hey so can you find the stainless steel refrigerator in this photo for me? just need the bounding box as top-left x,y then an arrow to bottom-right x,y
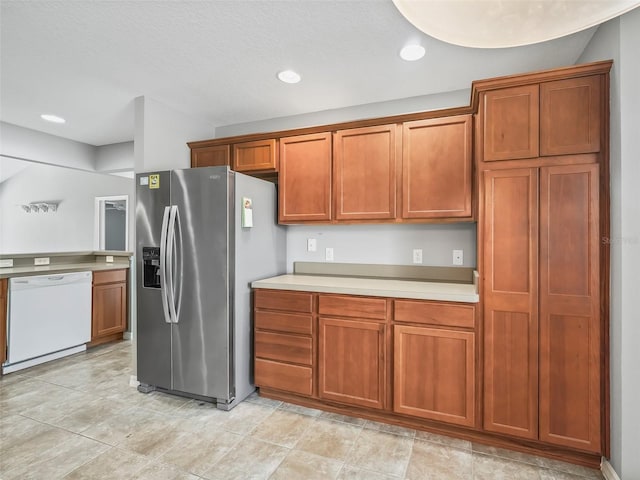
135,166 -> 285,410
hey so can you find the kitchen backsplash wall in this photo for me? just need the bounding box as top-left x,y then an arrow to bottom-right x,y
285,223 -> 476,272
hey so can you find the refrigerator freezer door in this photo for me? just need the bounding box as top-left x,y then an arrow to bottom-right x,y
136,171 -> 172,390
169,167 -> 233,400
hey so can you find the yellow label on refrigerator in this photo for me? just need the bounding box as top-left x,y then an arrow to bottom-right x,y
149,174 -> 160,189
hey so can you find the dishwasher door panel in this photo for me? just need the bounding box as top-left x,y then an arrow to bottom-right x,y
7,272 -> 92,365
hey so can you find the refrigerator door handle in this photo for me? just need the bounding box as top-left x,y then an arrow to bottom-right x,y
166,205 -> 179,323
160,205 -> 172,324
172,206 -> 183,323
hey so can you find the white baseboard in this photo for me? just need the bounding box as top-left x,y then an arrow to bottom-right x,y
602,458 -> 621,480
123,331 -> 133,340
129,375 -> 139,387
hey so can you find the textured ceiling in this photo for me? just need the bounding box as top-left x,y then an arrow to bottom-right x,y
1,1 -> 598,147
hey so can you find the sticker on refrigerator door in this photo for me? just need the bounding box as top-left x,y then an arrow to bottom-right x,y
149,174 -> 160,189
241,197 -> 253,228
139,176 -> 149,186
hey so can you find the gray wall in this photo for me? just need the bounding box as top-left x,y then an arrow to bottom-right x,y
578,9 -> 640,478
286,223 -> 476,272
0,163 -> 134,254
1,121 -> 97,170
96,141 -> 134,173
216,89 -> 470,138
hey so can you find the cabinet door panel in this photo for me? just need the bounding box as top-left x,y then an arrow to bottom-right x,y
255,311 -> 313,336
318,295 -> 387,321
483,85 -> 539,161
333,125 -> 397,220
540,76 -> 601,156
394,300 -> 475,329
482,168 -> 539,439
92,282 -> 127,338
233,139 -> 277,172
254,289 -> 313,313
539,164 -> 600,452
191,145 -> 231,168
255,358 -> 312,396
402,115 -> 472,218
255,331 -> 312,366
319,317 -> 385,409
279,133 -> 332,222
394,325 -> 475,426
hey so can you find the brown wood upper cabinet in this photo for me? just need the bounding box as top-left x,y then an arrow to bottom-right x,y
279,132 -> 332,223
91,269 -> 127,346
483,84 -> 540,161
540,76 -> 601,156
483,75 -> 602,162
233,138 -> 278,173
333,124 -> 398,220
402,115 -> 472,218
191,144 -> 231,168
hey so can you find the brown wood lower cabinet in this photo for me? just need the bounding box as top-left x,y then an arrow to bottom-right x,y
318,317 -> 386,409
253,288 -> 602,469
91,269 -> 127,346
394,325 -> 475,427
253,289 -> 314,397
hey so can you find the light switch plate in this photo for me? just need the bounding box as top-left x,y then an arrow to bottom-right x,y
34,257 -> 50,265
325,247 -> 334,262
106,255 -> 114,263
0,259 -> 13,268
453,250 -> 464,266
307,238 -> 317,252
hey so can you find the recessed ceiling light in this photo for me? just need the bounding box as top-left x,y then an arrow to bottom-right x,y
399,44 -> 426,61
277,70 -> 301,84
40,114 -> 66,124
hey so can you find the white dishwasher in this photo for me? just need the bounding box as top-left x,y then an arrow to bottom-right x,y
4,271 -> 92,373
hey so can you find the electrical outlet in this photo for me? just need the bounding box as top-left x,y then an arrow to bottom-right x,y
34,257 -> 50,266
307,238 -> 317,252
325,247 -> 334,262
0,259 -> 14,268
453,249 -> 464,266
106,255 -> 114,263
412,249 -> 423,264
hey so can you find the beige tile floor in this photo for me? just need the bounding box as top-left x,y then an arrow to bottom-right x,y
0,341 -> 604,480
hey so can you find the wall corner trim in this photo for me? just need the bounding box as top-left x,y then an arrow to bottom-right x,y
602,458 -> 621,480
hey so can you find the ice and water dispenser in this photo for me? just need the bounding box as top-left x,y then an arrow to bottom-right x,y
142,247 -> 161,288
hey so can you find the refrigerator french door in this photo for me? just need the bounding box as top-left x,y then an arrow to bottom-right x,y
136,166 -> 284,409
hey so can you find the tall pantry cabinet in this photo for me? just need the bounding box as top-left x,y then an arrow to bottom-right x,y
476,62 -> 610,455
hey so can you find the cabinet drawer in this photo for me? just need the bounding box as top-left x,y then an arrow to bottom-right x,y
93,269 -> 127,285
255,331 -> 312,365
255,358 -> 312,396
255,311 -> 312,335
394,300 -> 475,329
319,295 -> 387,320
254,289 -> 313,313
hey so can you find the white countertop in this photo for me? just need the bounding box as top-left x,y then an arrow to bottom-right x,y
252,274 -> 479,303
